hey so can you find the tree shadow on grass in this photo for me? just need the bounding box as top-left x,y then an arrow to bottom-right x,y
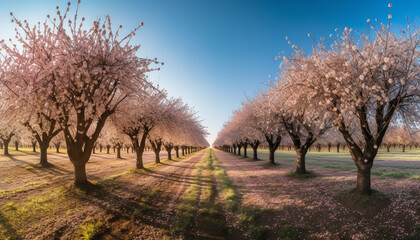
0,210 -> 21,240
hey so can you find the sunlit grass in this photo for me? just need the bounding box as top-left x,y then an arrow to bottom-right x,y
251,148 -> 420,180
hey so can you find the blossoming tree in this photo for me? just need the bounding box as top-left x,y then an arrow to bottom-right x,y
1,2 -> 157,186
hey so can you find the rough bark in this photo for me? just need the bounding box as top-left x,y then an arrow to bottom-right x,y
74,161 -> 88,187
39,143 -> 49,167
356,164 -> 372,195
296,148 -> 308,174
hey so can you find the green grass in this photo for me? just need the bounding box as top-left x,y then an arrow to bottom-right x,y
80,218 -> 104,240
253,149 -> 420,180
213,151 -> 240,211
0,187 -> 73,239
171,151 -> 207,236
238,206 -> 272,226
132,187 -> 161,220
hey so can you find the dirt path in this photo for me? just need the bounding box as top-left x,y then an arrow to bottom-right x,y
213,149 -> 420,240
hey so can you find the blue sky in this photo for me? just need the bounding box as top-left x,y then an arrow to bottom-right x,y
0,0 -> 419,144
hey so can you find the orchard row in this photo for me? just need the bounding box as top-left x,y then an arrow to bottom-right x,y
214,5 -> 419,195
0,2 -> 208,187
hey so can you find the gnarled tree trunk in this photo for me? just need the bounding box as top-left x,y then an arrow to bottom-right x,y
174,146 -> 179,158
265,134 -> 281,165
296,148 -> 308,174
39,142 -> 49,167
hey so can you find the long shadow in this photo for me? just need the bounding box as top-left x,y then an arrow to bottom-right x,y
134,170 -> 200,185
0,210 -> 20,239
70,183 -> 172,238
7,154 -> 72,175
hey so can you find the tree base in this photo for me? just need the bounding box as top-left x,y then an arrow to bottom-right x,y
40,162 -> 54,168
287,171 -> 317,179
74,180 -> 96,190
336,188 -> 390,217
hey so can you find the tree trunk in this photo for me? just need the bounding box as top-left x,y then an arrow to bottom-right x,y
100,145 -> 103,152
269,147 -> 275,164
387,146 -> 390,152
106,146 -> 110,154
73,161 -> 88,187
92,146 -> 96,154
181,147 -> 185,156
40,143 -> 49,167
337,144 -> 340,153
252,146 -> 258,160
296,148 -> 307,174
134,133 -> 148,169
328,143 -> 331,152
55,143 -> 60,153
117,146 -> 122,159
175,146 -> 179,158
356,166 -> 372,195
402,145 -> 406,152
243,143 -> 248,158
238,145 -> 242,155
32,142 -> 37,152
3,140 -> 9,155
165,146 -> 173,160
154,151 -> 160,163
15,141 -> 19,151
233,146 -> 237,155
136,148 -> 144,169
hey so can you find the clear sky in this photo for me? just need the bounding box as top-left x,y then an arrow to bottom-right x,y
0,0 -> 419,145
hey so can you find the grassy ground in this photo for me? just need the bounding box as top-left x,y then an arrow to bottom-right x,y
215,149 -> 420,240
0,149 -> 205,240
250,147 -> 420,180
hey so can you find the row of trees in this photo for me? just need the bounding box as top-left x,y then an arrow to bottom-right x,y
0,2 -> 208,187
214,7 -> 419,195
